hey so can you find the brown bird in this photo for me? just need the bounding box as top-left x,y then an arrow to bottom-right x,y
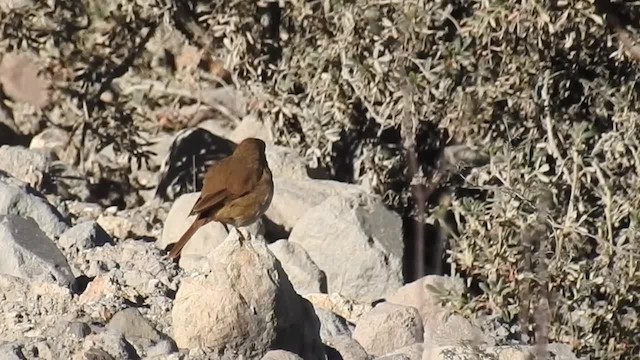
168,137 -> 273,259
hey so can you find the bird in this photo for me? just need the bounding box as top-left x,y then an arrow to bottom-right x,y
167,137 -> 273,259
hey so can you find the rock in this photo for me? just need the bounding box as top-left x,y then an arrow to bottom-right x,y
268,239 -> 326,294
0,175 -> 70,239
74,347 -> 115,360
385,275 -> 489,349
0,342 -> 26,360
0,275 -> 75,343
289,194 -> 404,302
0,145 -> 51,186
423,313 -> 488,349
58,221 -> 113,252
144,339 -> 177,358
29,128 -> 70,159
421,344 -> 578,360
324,335 -> 371,360
96,215 -> 134,240
67,322 -> 92,339
353,303 -> 423,357
158,192 -> 263,259
106,308 -> 163,348
0,52 -> 51,108
229,114 -> 273,144
315,309 -> 352,340
265,177 -> 366,232
376,343 -> 423,360
0,215 -> 75,288
303,293 -> 372,324
386,275 -> 465,325
262,350 -> 304,360
264,145 -> 310,181
171,233 -> 324,359
77,330 -> 138,360
27,341 -> 56,360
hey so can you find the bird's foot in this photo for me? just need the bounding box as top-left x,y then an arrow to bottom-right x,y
236,227 -> 246,245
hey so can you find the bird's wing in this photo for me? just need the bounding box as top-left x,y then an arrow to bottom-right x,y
188,157 -> 263,216
189,160 -> 231,216
225,160 -> 263,197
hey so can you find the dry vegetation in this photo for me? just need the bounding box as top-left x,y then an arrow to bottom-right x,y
2,0 -> 640,358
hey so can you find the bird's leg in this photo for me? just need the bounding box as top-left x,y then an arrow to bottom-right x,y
235,226 -> 246,245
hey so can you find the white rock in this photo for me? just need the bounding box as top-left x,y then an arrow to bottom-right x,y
264,145 -> 310,181
265,177 -> 367,232
268,239 -> 326,294
353,303 -> 423,357
0,175 -> 69,239
0,215 -> 75,288
262,350 -> 304,360
171,233 -> 324,359
29,128 -> 70,158
289,195 -> 403,302
385,275 -> 489,349
229,114 -> 273,144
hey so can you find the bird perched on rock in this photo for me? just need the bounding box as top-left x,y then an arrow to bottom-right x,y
168,137 -> 273,259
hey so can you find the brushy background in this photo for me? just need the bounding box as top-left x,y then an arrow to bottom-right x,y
1,0 -> 639,358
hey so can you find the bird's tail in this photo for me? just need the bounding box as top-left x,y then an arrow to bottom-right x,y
168,217 -> 208,259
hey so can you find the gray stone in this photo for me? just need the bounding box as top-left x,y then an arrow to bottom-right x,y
268,239 -> 326,294
324,335 -> 371,360
353,303 -> 423,357
289,195 -> 404,302
81,329 -> 138,360
0,215 -> 75,288
144,339 -> 177,358
0,175 -> 70,239
0,145 -> 51,185
315,309 -> 352,341
106,308 -> 163,345
68,321 -> 92,338
58,221 -> 112,251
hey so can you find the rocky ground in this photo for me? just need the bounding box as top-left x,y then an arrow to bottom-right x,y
0,127 -> 580,360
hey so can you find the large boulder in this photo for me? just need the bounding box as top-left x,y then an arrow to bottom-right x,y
0,174 -> 69,239
353,303 -> 423,357
289,194 -> 404,302
171,233 -> 325,359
